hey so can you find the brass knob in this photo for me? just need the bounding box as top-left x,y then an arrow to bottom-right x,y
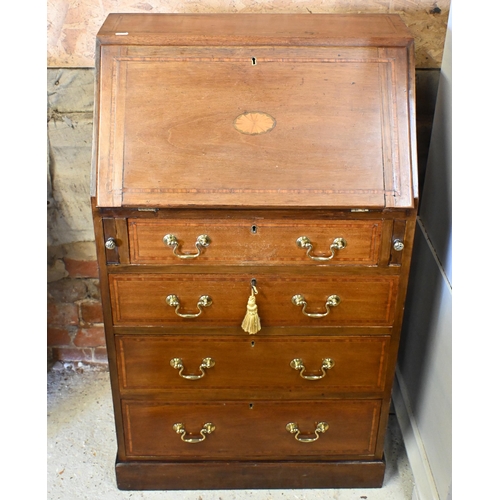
291,294 -> 340,318
170,357 -> 215,380
393,239 -> 404,251
296,236 -> 346,261
173,422 -> 215,443
166,294 -> 212,318
105,237 -> 116,250
163,234 -> 211,259
290,358 -> 335,380
286,421 -> 329,442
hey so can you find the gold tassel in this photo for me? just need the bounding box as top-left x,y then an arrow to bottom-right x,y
241,285 -> 261,334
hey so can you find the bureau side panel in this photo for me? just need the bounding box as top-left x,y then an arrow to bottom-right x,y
91,200 -> 128,462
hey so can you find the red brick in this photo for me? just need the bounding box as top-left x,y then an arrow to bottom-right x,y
52,347 -> 93,362
64,259 -> 99,278
47,326 -> 73,346
93,347 -> 109,364
73,326 -> 106,347
47,302 -> 79,326
80,300 -> 104,324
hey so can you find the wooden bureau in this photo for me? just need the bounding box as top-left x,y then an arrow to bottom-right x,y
91,13 -> 418,490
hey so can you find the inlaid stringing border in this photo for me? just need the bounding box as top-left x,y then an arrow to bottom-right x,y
104,54 -> 399,200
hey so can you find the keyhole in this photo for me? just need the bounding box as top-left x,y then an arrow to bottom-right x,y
251,340 -> 255,347
251,225 -> 258,234
251,57 -> 257,65
249,403 -> 254,409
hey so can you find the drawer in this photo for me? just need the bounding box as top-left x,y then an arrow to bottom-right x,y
109,273 -> 399,327
128,219 -> 382,266
116,335 -> 390,394
122,399 -> 382,460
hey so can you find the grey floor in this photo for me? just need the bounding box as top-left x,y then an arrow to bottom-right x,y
47,363 -> 415,500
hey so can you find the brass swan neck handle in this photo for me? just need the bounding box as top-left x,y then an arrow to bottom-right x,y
296,236 -> 346,261
163,234 -> 211,259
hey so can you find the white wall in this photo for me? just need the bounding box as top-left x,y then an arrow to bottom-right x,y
393,5 -> 452,500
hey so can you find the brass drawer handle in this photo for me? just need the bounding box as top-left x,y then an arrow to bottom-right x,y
170,357 -> 215,380
290,358 -> 335,380
173,422 -> 215,443
163,234 -> 211,259
166,294 -> 212,318
286,422 -> 329,443
296,236 -> 346,261
291,294 -> 340,318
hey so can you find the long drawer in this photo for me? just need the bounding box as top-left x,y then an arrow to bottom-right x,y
108,273 -> 399,327
128,219 -> 383,266
116,335 -> 390,393
122,399 -> 382,460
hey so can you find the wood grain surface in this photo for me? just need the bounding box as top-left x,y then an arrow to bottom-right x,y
108,273 -> 399,327
96,42 -> 414,209
121,399 -> 382,459
128,218 -> 383,265
115,334 -> 390,394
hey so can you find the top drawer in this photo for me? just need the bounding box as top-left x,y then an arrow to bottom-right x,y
128,219 -> 382,266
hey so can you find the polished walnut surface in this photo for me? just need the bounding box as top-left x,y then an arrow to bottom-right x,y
92,13 -> 417,490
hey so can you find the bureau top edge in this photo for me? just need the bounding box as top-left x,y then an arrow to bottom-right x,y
96,13 -> 414,47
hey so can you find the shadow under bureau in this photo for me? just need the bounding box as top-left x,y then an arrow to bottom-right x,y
91,13 -> 418,490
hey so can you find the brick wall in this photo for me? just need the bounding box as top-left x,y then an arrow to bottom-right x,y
47,68 -> 103,364
47,256 -> 107,364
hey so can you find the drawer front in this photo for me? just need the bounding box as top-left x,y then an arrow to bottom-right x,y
109,274 -> 399,327
116,335 -> 390,393
128,219 -> 382,266
122,399 -> 382,460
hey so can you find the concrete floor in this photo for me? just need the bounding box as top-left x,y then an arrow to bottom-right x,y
47,363 -> 415,500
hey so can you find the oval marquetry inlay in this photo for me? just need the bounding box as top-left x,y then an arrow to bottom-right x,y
233,111 -> 276,135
